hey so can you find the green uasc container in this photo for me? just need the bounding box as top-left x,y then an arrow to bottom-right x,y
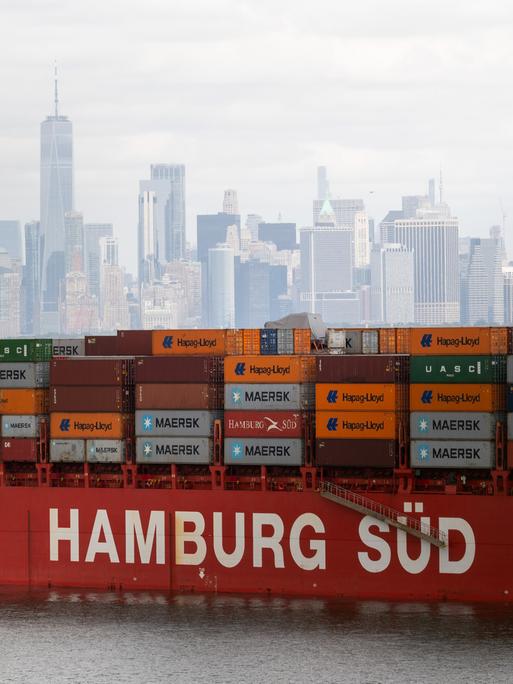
0,339 -> 53,363
410,355 -> 506,384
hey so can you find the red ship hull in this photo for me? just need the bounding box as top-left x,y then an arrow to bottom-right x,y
0,487 -> 510,602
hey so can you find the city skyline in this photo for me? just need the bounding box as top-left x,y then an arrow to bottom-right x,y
2,1 -> 513,271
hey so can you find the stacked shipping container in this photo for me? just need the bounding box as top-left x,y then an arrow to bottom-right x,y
408,328 -> 507,470
49,358 -> 133,463
0,339 -> 51,462
315,355 -> 409,467
224,355 -> 314,465
135,356 -> 223,464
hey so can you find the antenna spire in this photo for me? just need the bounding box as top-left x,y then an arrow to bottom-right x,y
54,62 -> 59,117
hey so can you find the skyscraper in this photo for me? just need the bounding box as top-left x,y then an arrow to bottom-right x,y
223,189 -> 239,215
40,68 -> 74,331
22,221 -> 41,334
85,223 -> 113,300
0,221 -> 22,261
370,243 -> 414,323
461,238 -> 504,324
317,166 -> 329,201
64,211 -> 84,274
139,165 -> 186,266
208,244 -> 235,328
138,190 -> 158,288
258,222 -> 297,251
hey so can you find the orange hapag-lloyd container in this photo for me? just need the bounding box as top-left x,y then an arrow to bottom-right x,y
152,330 -> 226,356
378,328 -> 410,354
315,383 -> 398,410
315,411 -> 398,439
50,412 -> 126,439
0,389 -> 47,415
409,327 -> 508,355
224,355 -> 315,383
409,384 -> 503,411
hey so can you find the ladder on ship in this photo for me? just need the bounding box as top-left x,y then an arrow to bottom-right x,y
319,480 -> 447,548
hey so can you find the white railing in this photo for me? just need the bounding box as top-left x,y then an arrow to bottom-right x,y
319,480 -> 447,546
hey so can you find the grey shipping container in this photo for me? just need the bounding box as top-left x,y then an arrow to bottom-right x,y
1,415 -> 46,438
135,410 -> 221,437
52,339 -> 86,357
507,356 -> 513,384
87,439 -> 126,463
224,438 -> 303,465
506,414 -> 513,437
410,412 -> 500,440
277,329 -> 294,355
410,440 -> 495,469
0,362 -> 49,388
135,437 -> 212,464
224,384 -> 313,410
326,330 -> 379,354
50,439 -> 85,463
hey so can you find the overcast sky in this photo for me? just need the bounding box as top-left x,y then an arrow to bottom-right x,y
1,0 -> 513,270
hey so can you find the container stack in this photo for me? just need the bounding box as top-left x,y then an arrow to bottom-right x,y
48,357 -> 133,463
0,339 -> 51,462
315,355 -> 409,468
409,328 -> 507,471
325,329 -> 379,355
134,356 -> 223,465
507,356 -> 513,468
224,355 -> 315,466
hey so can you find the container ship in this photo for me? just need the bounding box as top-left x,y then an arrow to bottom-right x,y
0,323 -> 512,601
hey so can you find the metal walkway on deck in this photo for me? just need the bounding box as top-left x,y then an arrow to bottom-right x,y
319,480 -> 447,548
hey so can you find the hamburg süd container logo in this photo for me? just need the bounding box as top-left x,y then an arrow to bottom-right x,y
420,333 -> 433,348
263,416 -> 282,432
326,389 -> 338,404
417,444 -> 430,462
142,415 -> 153,431
142,442 -> 153,457
231,442 -> 243,459
417,416 -> 430,432
231,388 -> 242,403
60,418 -> 70,432
235,362 -> 246,376
421,390 -> 433,404
326,417 -> 338,431
162,336 -> 174,349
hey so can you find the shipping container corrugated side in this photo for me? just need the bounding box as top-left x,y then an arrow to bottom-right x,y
152,330 -> 226,356
50,358 -> 133,386
51,339 -> 85,357
0,339 -> 52,363
1,415 -> 47,438
315,383 -> 400,411
224,383 -> 313,410
136,383 -> 223,410
135,356 -> 224,384
410,440 -> 495,468
315,411 -> 399,439
135,437 -> 213,464
0,437 -> 38,462
315,439 -> 396,467
117,330 -> 153,356
87,439 -> 126,463
316,355 -> 409,384
0,363 -> 49,389
135,410 -> 221,437
50,386 -> 132,413
223,411 -> 303,438
50,412 -> 129,439
410,411 -> 500,440
410,384 -> 504,411
410,355 -> 506,384
409,327 -> 508,355
50,440 -> 86,463
224,355 -> 315,384
0,389 -> 47,415
224,438 -> 303,465
85,335 -> 119,356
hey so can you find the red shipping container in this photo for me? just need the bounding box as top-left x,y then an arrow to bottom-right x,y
136,383 -> 223,410
1,438 -> 38,462
85,335 -> 119,356
315,439 -> 397,467
117,330 -> 153,356
316,355 -> 409,384
50,386 -> 132,412
135,356 -> 224,384
224,411 -> 303,438
50,358 -> 133,386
